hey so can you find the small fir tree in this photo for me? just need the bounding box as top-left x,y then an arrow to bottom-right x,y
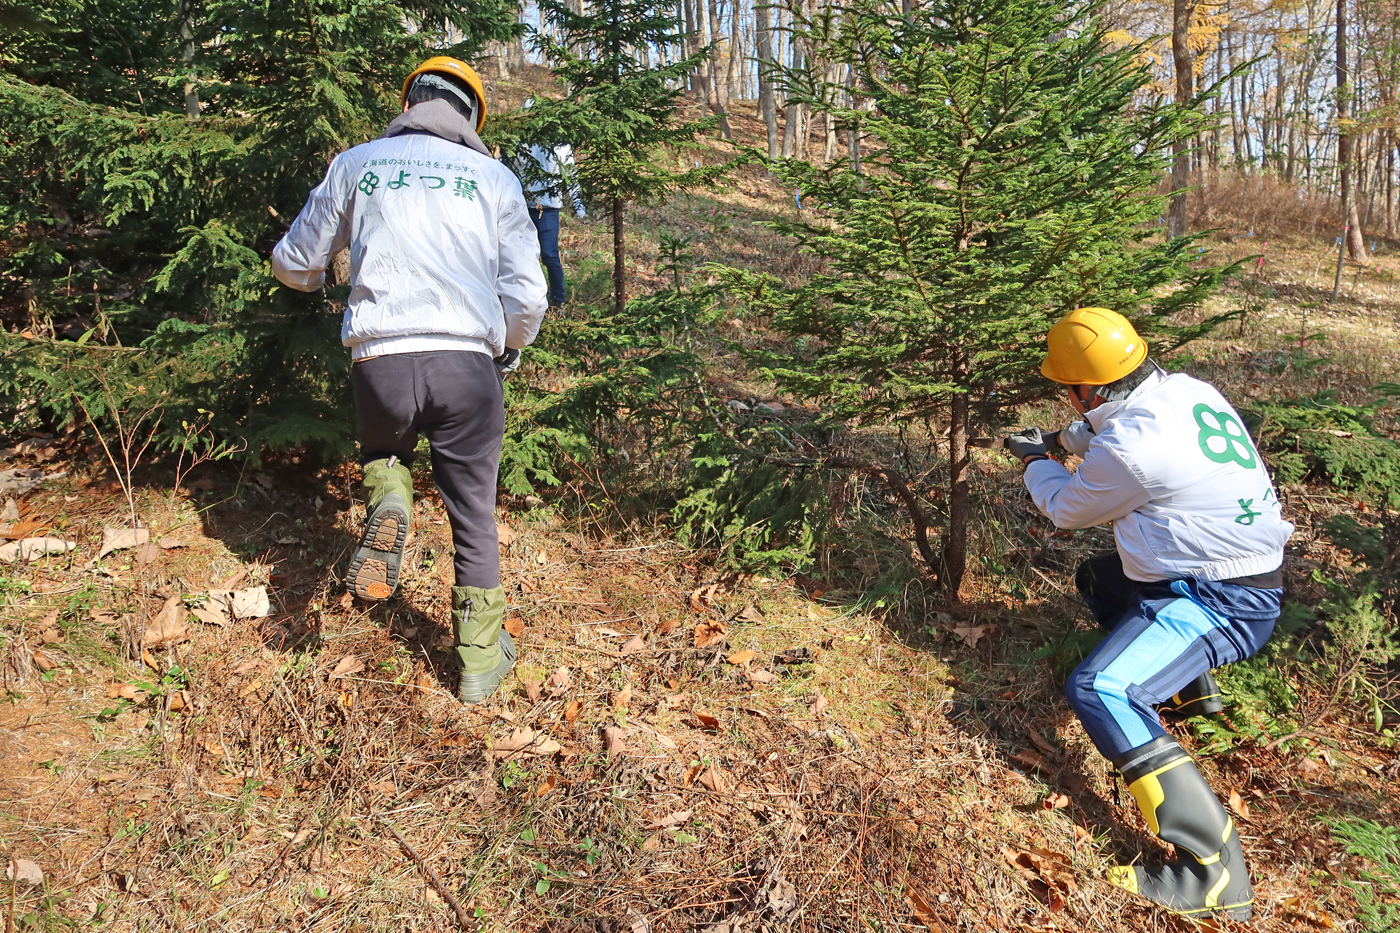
737,0 -> 1234,596
530,0 -> 727,313
0,0 -> 519,458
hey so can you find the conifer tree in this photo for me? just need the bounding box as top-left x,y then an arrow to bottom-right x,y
531,0 -> 726,313
0,0 -> 519,457
739,0 -> 1233,596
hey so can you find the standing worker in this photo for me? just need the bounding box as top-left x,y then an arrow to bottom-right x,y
509,100 -> 586,308
271,57 -> 548,704
1004,307 -> 1292,920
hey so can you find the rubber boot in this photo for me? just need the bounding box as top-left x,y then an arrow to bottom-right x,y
348,457 -> 412,600
454,585 -> 515,704
1159,671 -> 1226,720
1107,737 -> 1254,920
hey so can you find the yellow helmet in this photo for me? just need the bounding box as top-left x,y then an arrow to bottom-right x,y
1040,307 -> 1148,385
402,56 -> 487,131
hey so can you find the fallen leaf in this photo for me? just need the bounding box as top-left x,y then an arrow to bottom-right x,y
726,649 -> 756,666
654,618 -> 679,636
98,526 -> 150,559
338,592 -> 354,610
4,859 -> 43,885
614,683 -> 632,711
144,595 -> 189,648
89,608 -> 124,626
906,885 -> 945,932
1010,749 -> 1044,770
619,634 -> 645,655
563,700 -> 582,723
1042,793 -> 1070,811
106,683 -> 141,700
167,690 -> 189,712
1028,730 -> 1058,758
158,537 -> 185,550
748,669 -> 778,684
1227,788 -> 1251,821
229,587 -> 271,619
536,774 -> 558,797
952,624 -> 992,648
682,764 -> 703,787
735,604 -> 765,623
641,832 -> 663,852
809,691 -> 829,716
547,666 -> 572,696
329,655 -> 365,680
523,679 -> 543,702
31,651 -> 55,672
602,725 -> 626,757
1,520 -> 46,540
189,477 -> 216,491
497,523 -> 518,548
503,616 -> 525,637
693,710 -> 720,731
647,809 -> 694,830
697,764 -> 728,793
238,680 -> 263,698
693,619 -> 728,648
367,779 -> 397,797
0,498 -> 16,523
688,583 -> 719,611
135,541 -> 161,565
0,537 -> 77,562
488,728 -> 562,760
535,549 -> 548,565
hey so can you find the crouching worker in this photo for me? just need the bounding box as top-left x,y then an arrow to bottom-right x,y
272,57 -> 548,703
1005,307 -> 1292,920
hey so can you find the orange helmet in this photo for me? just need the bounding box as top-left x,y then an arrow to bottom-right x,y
1040,307 -> 1148,385
402,56 -> 487,131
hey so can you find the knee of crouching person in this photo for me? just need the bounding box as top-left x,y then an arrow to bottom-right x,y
1064,660 -> 1096,718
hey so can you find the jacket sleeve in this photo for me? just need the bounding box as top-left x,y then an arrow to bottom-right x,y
557,144 -> 585,215
496,175 -> 549,349
1057,420 -> 1094,456
272,155 -> 352,292
1023,441 -> 1151,529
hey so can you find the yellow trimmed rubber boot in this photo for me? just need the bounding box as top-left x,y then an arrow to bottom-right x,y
1159,672 -> 1226,719
454,585 -> 515,704
1107,737 -> 1253,920
348,457 -> 412,600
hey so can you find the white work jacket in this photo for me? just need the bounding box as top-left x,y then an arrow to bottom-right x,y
1025,370 -> 1293,582
272,100 -> 548,359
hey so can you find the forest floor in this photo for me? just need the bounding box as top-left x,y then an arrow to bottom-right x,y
2,91 -> 1399,933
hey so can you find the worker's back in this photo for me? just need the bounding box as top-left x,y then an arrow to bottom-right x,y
273,100 -> 546,360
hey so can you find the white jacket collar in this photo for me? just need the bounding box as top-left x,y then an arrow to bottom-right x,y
1083,369 -> 1168,433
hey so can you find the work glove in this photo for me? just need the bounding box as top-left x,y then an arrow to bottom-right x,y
573,201 -> 587,220
1005,428 -> 1051,465
494,347 -> 521,379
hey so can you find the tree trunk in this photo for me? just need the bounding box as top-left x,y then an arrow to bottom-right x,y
706,0 -> 734,138
756,0 -> 780,158
1167,0 -> 1191,238
179,0 -> 199,119
612,196 -> 626,315
1337,0 -> 1369,262
942,389 -> 970,598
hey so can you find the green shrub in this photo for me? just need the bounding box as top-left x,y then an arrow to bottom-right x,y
1243,387 -> 1400,508
1328,816 -> 1400,933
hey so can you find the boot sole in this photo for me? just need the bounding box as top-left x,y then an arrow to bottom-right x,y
348,504 -> 408,600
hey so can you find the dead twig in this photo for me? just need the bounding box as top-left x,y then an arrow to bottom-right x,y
378,820 -> 477,932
